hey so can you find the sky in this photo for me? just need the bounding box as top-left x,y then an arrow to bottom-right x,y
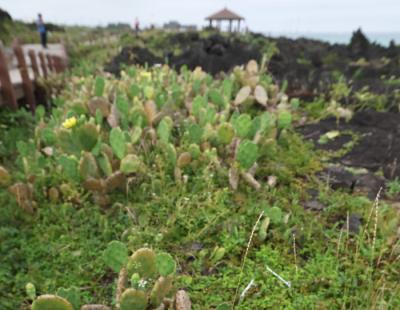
1,0 -> 400,34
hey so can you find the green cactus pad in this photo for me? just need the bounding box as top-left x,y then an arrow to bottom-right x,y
79,152 -> 100,180
236,140 -> 259,170
76,123 -> 99,152
217,123 -> 235,145
131,126 -> 143,144
155,252 -> 176,277
120,289 -> 147,310
57,286 -> 81,310
116,95 -> 130,115
208,89 -> 225,108
188,144 -> 201,160
187,123 -> 204,144
150,276 -> 173,307
126,248 -> 157,279
277,111 -> 292,130
32,294 -> 74,310
120,154 -> 144,174
232,114 -> 252,139
97,152 -> 113,177
103,240 -> 129,272
109,127 -> 127,160
94,76 -> 105,97
157,117 -> 173,143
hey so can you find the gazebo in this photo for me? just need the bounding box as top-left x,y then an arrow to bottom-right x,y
205,8 -> 244,32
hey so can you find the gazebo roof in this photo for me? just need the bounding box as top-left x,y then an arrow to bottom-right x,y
205,8 -> 244,21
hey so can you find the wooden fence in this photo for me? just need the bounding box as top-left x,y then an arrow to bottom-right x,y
0,41 -> 68,112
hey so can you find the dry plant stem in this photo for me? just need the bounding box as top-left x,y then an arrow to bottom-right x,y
240,172 -> 261,190
355,187 -> 382,265
232,210 -> 264,309
372,188 -> 382,255
336,228 -> 343,259
293,233 -> 298,275
116,267 -> 127,308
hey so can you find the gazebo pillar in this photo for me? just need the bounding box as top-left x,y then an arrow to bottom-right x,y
237,19 -> 241,32
209,19 -> 212,28
229,20 -> 232,32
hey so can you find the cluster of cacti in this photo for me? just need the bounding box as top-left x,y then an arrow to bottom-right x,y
29,242 -> 190,310
8,59 -> 295,211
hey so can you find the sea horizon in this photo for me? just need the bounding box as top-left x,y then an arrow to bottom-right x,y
263,31 -> 400,46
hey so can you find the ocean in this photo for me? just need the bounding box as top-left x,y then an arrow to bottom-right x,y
263,32 -> 400,46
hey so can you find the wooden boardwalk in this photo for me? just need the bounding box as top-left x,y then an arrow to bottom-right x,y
0,42 -> 68,111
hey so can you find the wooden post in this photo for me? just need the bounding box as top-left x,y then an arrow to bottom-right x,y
0,46 -> 18,110
52,56 -> 62,73
46,54 -> 54,72
38,52 -> 48,78
28,50 -> 40,80
13,43 -> 36,112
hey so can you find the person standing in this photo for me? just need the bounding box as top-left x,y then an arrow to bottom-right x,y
37,13 -> 47,48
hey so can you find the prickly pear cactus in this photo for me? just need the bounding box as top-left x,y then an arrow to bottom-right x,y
109,127 -> 126,160
234,86 -> 251,105
232,114 -> 252,139
79,152 -> 100,180
103,240 -> 129,272
76,123 -> 99,152
31,294 -> 73,310
94,76 -> 106,97
155,252 -> 176,277
217,123 -> 235,145
88,97 -> 110,118
157,117 -> 173,143
277,111 -> 292,130
0,166 -> 11,187
120,154 -> 144,174
126,248 -> 157,279
177,152 -> 192,169
236,140 -> 259,170
120,289 -> 147,310
150,276 -> 173,307
188,144 -> 201,160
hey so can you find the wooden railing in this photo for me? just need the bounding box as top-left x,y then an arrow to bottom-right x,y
0,41 -> 68,112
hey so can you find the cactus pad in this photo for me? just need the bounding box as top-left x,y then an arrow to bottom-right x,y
120,154 -> 144,174
76,123 -> 99,152
120,289 -> 147,310
150,276 -> 173,307
217,123 -> 235,145
126,248 -> 157,279
103,240 -> 129,272
31,294 -> 73,310
109,127 -> 126,160
79,152 -> 100,180
236,140 -> 259,170
0,166 -> 11,186
155,252 -> 176,277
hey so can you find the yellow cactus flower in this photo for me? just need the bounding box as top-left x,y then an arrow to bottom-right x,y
62,116 -> 77,129
140,71 -> 152,80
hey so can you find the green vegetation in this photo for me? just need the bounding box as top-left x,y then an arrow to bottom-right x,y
0,29 -> 399,310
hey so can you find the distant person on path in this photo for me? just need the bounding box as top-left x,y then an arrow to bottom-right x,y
134,17 -> 140,36
37,13 -> 47,48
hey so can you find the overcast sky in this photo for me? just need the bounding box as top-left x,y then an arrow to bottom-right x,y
1,0 -> 399,33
